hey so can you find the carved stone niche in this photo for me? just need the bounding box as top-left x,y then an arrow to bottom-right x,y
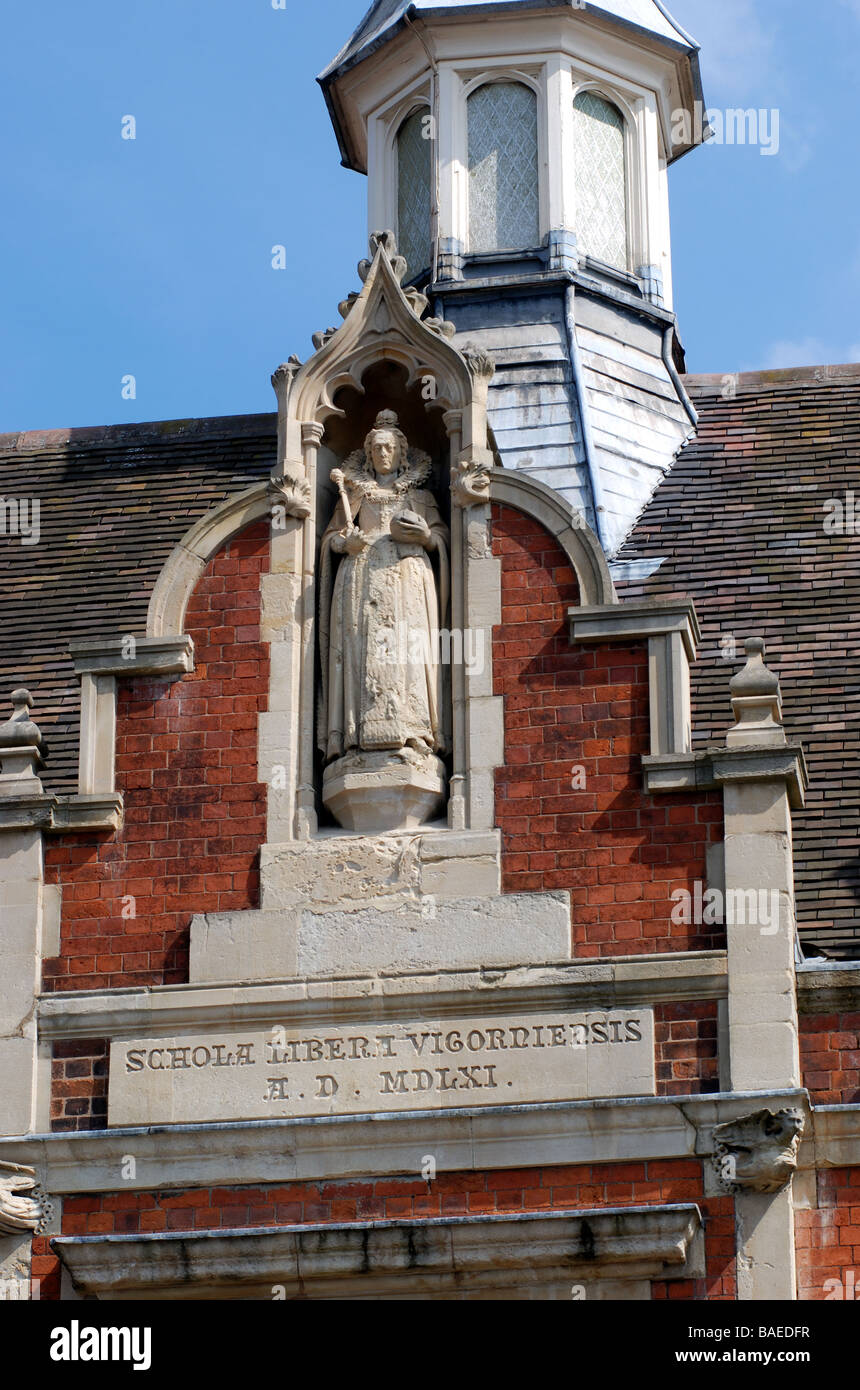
268,231 -> 498,840
712,1108 -> 804,1194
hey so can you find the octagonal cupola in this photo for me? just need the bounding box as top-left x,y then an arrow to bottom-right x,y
321,0 -> 704,301
320,2 -> 708,558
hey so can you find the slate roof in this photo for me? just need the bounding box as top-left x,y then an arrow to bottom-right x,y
0,415 -> 276,793
617,365 -> 860,960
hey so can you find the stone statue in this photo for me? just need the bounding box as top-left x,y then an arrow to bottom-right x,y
318,410 -> 450,831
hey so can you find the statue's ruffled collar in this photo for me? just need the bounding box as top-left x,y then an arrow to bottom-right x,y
340,447 -> 432,500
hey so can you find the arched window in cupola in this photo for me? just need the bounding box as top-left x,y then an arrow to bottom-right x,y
396,107 -> 432,279
572,91 -> 628,271
467,81 -> 540,254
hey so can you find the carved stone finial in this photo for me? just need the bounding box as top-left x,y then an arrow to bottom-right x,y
0,689 -> 46,793
373,409 -> 399,430
312,327 -> 339,352
424,315 -> 456,340
727,637 -> 785,747
358,230 -> 407,286
730,638 -> 780,698
461,343 -> 496,382
270,356 -> 302,395
0,690 -> 42,750
713,1108 -> 804,1194
0,1162 -> 53,1236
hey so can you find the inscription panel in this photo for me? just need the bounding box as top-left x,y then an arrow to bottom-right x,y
108,1009 -> 655,1127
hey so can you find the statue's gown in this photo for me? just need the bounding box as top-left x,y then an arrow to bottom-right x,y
318,480 -> 449,763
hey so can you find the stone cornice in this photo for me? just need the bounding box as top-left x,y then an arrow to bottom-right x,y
643,745 -> 809,808
0,1090 -> 810,1196
69,635 -> 194,678
570,598 -> 701,660
36,951 -> 728,1040
52,1204 -> 704,1298
803,1106 -> 860,1170
797,963 -> 860,1014
0,793 -> 122,834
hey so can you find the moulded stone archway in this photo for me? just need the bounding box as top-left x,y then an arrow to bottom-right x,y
146,482 -> 273,639
489,468 -> 616,609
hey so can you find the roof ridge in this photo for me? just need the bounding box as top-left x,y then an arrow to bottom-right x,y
0,413 -> 278,455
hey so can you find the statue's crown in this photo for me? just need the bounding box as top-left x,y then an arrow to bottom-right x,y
373,409 -> 399,430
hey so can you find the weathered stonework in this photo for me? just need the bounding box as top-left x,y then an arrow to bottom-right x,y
713,1109 -> 804,1195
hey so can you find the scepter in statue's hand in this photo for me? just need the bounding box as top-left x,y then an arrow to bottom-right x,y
329,469 -> 353,531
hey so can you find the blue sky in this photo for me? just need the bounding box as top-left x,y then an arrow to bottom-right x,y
1,0 -> 858,433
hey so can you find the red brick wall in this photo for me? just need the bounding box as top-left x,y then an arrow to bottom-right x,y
800,1014 -> 860,1105
797,1168 -> 860,1300
491,505 -> 724,958
655,1002 -> 720,1096
50,1039 -> 109,1132
35,1159 -> 734,1301
43,523 -> 270,993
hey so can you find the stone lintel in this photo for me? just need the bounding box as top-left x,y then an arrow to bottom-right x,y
642,752 -> 712,794
69,635 -> 195,677
52,1205 -> 704,1299
37,951 -> 728,1040
802,1105 -> 860,1171
570,598 -> 701,660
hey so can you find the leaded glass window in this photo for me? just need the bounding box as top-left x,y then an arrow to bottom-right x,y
397,108 -> 432,278
572,91 -> 628,270
468,82 -> 540,254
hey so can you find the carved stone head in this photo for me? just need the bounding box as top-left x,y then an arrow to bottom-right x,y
712,1108 -> 804,1194
364,410 -> 408,477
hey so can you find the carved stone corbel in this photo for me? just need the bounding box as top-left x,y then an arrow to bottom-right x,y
451,456 -> 492,508
712,1108 -> 804,1194
0,1162 -> 53,1236
268,471 -> 311,521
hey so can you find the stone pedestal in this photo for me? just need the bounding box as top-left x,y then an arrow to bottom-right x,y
323,748 -> 446,833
